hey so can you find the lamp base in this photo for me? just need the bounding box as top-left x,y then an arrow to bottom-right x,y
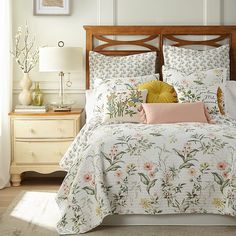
53,106 -> 71,112
50,100 -> 74,112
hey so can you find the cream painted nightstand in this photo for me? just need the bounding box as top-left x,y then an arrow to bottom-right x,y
9,108 -> 83,186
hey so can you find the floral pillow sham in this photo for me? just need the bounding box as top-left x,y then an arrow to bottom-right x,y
89,51 -> 157,88
94,74 -> 159,89
102,89 -> 148,123
93,74 -> 159,115
163,44 -> 230,80
163,68 -> 227,115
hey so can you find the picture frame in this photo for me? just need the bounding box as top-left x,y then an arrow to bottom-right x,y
33,0 -> 70,16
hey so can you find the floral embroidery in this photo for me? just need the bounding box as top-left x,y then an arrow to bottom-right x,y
103,90 -> 148,123
144,162 -> 154,171
93,74 -> 158,117
163,68 -> 227,115
212,198 -> 225,208
217,162 -> 227,171
83,173 -> 92,182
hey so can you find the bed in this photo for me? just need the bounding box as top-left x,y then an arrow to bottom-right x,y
56,26 -> 236,234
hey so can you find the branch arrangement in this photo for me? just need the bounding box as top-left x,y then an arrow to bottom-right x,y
11,23 -> 39,73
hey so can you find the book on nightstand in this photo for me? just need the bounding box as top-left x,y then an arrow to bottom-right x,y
14,105 -> 49,113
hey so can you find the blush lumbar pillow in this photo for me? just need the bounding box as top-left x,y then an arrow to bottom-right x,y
138,80 -> 177,103
141,102 -> 209,124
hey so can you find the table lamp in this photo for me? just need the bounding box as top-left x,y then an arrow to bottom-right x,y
39,42 -> 82,111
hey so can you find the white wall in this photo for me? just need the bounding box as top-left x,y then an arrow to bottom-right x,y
12,0 -> 236,108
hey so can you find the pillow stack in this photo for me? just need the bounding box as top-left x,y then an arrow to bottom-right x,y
162,67 -> 227,115
87,52 -> 158,123
162,44 -> 230,116
86,44 -> 231,124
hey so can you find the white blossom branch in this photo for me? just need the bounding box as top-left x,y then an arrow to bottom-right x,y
10,23 -> 39,73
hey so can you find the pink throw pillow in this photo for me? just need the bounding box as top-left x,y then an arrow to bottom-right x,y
141,102 -> 210,124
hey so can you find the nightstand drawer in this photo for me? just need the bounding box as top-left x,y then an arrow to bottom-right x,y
14,119 -> 75,138
14,140 -> 71,164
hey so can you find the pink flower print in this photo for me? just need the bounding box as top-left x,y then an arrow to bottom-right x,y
115,170 -> 122,178
129,78 -> 136,84
188,167 -> 197,177
217,162 -> 227,171
182,142 -> 191,156
109,145 -> 118,159
223,171 -> 228,178
149,171 -> 155,178
144,162 -> 153,171
83,173 -> 92,182
208,133 -> 216,139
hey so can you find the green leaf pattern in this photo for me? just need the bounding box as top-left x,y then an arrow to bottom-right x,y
89,51 -> 157,88
56,114 -> 236,234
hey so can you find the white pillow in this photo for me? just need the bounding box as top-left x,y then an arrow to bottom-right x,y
85,90 -> 95,122
89,51 -> 157,88
163,67 -> 227,115
102,89 -> 148,123
225,81 -> 236,119
93,74 -> 159,116
163,44 -> 230,80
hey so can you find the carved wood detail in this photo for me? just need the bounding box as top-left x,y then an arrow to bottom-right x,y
164,34 -> 229,47
84,25 -> 236,89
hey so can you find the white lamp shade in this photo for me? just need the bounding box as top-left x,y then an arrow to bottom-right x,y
39,47 -> 82,72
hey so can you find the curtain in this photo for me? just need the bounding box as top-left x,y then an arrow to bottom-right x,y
0,0 -> 12,189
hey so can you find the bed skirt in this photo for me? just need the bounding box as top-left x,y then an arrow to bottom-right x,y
103,214 -> 236,226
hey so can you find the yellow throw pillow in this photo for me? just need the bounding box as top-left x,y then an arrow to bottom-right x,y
138,80 -> 178,103
217,87 -> 225,115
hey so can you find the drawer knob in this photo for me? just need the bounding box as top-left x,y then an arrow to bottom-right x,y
58,152 -> 63,156
31,152 -> 35,157
30,128 -> 35,134
59,128 -> 64,133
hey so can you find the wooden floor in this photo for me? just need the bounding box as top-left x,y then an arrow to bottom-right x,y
0,178 -> 62,217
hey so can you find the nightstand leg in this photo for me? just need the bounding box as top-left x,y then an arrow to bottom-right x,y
11,174 -> 21,187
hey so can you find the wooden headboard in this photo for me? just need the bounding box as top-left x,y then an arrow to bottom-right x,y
84,25 -> 236,89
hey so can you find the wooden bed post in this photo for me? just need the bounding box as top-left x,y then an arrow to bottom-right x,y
85,29 -> 93,90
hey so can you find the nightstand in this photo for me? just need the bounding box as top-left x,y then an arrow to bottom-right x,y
9,108 -> 83,186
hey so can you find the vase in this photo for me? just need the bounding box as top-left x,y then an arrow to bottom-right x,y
18,73 -> 32,105
32,82 -> 43,106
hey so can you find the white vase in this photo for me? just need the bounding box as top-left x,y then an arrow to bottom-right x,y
18,73 -> 32,105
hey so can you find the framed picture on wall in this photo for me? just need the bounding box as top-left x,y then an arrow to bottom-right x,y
34,0 -> 70,15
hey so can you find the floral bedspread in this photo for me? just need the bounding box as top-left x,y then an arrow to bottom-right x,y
56,115 -> 236,234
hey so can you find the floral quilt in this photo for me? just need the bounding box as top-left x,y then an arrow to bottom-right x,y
56,115 -> 236,234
